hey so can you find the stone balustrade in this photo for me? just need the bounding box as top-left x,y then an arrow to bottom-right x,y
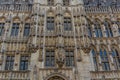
0,70 -> 30,80
0,4 -> 32,12
90,70 -> 120,80
85,6 -> 120,13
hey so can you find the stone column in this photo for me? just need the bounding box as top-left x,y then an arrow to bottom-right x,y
29,3 -> 40,80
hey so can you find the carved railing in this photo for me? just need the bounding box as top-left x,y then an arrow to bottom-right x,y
85,6 -> 120,13
85,6 -> 109,13
90,70 -> 120,80
0,70 -> 30,80
0,4 -> 32,12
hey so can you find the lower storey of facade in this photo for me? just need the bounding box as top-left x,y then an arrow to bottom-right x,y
0,69 -> 120,80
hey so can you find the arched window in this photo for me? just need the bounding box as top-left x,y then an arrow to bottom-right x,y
23,23 -> 30,36
11,23 -> 19,36
45,50 -> 55,67
100,49 -> 110,71
91,49 -> 98,70
63,0 -> 69,6
104,21 -> 113,37
65,51 -> 74,67
112,49 -> 120,70
46,11 -> 55,31
48,0 -> 54,5
94,21 -> 103,37
87,24 -> 92,37
64,12 -> 72,31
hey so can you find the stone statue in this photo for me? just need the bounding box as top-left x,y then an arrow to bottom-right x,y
56,49 -> 65,68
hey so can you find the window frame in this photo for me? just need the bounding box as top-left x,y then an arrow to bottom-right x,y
19,55 -> 29,70
11,23 -> 19,36
100,49 -> 110,71
23,23 -> 30,37
5,55 -> 15,70
112,49 -> 120,70
45,50 -> 55,67
64,17 -> 72,31
46,16 -> 55,31
104,21 -> 113,37
65,50 -> 74,67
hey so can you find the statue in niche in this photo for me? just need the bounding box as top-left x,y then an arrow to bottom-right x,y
56,49 -> 65,68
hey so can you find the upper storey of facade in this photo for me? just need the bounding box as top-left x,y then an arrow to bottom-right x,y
84,0 -> 120,6
0,0 -> 83,5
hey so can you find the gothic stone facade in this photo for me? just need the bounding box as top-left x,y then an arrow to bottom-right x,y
0,0 -> 120,80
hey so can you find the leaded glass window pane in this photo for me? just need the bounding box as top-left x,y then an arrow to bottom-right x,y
47,17 -> 54,31
104,21 -> 113,37
11,23 -> 19,36
100,49 -> 110,71
20,55 -> 29,70
64,17 -> 72,31
23,23 -> 30,36
91,49 -> 98,70
112,49 -> 120,70
65,51 -> 74,67
5,55 -> 14,70
45,51 -> 55,67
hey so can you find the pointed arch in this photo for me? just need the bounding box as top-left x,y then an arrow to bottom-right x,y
104,19 -> 113,37
111,48 -> 120,70
94,18 -> 103,37
64,10 -> 72,31
91,49 -> 98,71
44,73 -> 69,80
46,9 -> 55,31
11,16 -> 20,37
99,49 -> 110,71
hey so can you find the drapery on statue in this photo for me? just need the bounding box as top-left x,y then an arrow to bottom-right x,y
56,49 -> 65,68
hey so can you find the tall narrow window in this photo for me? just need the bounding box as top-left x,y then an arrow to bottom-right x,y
88,24 -> 92,37
0,23 -> 4,36
23,23 -> 30,36
48,0 -> 54,5
104,21 -> 113,37
65,51 -> 74,67
45,51 -> 55,67
100,49 -> 110,71
112,49 -> 120,70
94,21 -> 103,37
64,17 -> 72,31
20,55 -> 29,70
63,0 -> 69,6
47,17 -> 54,31
91,49 -> 98,70
11,23 -> 19,36
5,55 -> 14,70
